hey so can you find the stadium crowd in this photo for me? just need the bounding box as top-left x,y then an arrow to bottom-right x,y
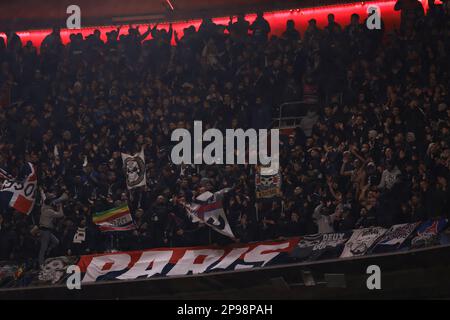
0,0 -> 449,267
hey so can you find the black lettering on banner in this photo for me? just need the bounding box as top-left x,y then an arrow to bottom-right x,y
24,183 -> 35,198
2,180 -> 13,189
1,179 -> 36,198
14,182 -> 24,191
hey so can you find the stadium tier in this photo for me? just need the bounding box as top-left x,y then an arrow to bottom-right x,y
0,0 -> 449,300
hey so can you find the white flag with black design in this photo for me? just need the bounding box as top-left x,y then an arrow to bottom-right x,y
121,149 -> 146,190
255,166 -> 281,199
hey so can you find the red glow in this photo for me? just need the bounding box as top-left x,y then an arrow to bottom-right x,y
0,0 -> 426,49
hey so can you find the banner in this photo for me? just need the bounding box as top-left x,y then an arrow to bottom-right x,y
93,204 -> 136,232
0,256 -> 79,288
77,238 -> 299,283
255,168 -> 281,199
340,227 -> 387,258
290,232 -> 351,261
411,218 -> 448,249
121,149 -> 146,190
1,222 -> 450,289
0,162 -> 37,215
32,256 -> 79,286
371,223 -> 420,253
0,263 -> 24,288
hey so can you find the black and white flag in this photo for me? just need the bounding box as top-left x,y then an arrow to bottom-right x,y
255,167 -> 282,199
290,232 -> 351,261
340,227 -> 387,258
121,149 -> 146,190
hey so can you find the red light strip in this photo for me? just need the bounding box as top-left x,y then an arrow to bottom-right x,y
0,0 -> 426,48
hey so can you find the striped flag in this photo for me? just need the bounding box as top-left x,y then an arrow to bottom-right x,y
93,204 -> 136,232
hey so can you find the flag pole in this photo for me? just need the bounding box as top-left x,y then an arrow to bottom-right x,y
110,233 -> 114,252
254,164 -> 258,223
30,210 -> 36,225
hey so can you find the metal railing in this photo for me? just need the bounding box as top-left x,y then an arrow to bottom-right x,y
272,100 -> 318,129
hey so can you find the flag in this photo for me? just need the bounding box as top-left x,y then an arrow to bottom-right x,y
290,232 -> 351,261
410,218 -> 448,249
121,149 -> 146,190
185,190 -> 235,239
255,166 -> 281,199
0,162 -> 37,215
0,167 -> 13,180
371,222 -> 420,253
340,227 -> 387,258
93,204 -> 136,232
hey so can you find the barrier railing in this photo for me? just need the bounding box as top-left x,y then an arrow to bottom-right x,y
272,100 -> 318,129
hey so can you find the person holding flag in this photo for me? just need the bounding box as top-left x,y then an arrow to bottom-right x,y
38,197 -> 64,266
183,186 -> 236,240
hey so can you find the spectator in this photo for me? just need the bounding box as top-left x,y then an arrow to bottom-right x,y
324,13 -> 342,38
0,5 -> 448,266
282,20 -> 300,41
313,200 -> 338,234
378,161 -> 401,191
250,12 -> 271,42
394,0 -> 425,34
38,200 -> 64,266
228,15 -> 250,39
